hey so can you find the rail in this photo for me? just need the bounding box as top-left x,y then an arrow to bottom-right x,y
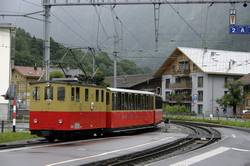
82,122 -> 221,166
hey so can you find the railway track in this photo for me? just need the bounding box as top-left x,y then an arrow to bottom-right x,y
82,122 -> 221,166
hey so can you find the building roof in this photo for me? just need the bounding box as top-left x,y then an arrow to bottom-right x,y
155,47 -> 250,77
239,74 -> 250,85
104,74 -> 153,88
14,66 -> 43,78
107,87 -> 155,95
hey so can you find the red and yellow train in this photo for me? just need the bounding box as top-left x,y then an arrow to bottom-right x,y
29,80 -> 162,141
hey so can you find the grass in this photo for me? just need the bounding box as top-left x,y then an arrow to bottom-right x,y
0,131 -> 38,144
166,115 -> 250,128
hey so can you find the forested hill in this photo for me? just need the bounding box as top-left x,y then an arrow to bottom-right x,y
15,28 -> 151,77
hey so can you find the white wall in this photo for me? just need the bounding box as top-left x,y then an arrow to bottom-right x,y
0,28 -> 11,120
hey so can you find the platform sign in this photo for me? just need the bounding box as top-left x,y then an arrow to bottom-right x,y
229,9 -> 236,25
229,25 -> 250,34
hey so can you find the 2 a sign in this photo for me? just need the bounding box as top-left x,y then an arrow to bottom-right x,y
229,25 -> 250,34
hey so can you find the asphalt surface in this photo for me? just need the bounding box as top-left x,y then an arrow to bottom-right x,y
146,127 -> 250,166
0,124 -> 186,166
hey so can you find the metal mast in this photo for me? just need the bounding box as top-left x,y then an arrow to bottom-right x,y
44,3 -> 51,81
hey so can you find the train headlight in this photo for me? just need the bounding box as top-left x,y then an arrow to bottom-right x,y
58,119 -> 63,124
33,118 -> 38,124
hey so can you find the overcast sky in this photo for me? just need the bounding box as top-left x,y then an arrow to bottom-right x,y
1,0 -> 250,69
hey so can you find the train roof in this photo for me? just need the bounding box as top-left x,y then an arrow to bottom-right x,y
107,87 -> 155,95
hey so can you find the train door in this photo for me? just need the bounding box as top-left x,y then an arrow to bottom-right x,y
105,91 -> 111,128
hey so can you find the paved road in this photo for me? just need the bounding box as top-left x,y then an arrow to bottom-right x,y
147,127 -> 250,166
0,125 -> 186,166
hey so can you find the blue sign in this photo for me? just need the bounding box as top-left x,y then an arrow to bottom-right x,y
229,25 -> 250,34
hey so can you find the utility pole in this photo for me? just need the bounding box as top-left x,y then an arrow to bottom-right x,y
113,35 -> 119,88
44,4 -> 51,81
154,3 -> 160,50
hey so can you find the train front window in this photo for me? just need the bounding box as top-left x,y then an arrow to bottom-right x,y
85,89 -> 89,101
96,90 -> 99,102
57,87 -> 65,101
71,87 -> 75,101
76,87 -> 80,102
101,90 -> 104,102
45,87 -> 53,100
32,87 -> 40,100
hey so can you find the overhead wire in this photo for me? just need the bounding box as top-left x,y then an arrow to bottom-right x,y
166,2 -> 203,41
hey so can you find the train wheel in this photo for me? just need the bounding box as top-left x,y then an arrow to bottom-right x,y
46,136 -> 55,142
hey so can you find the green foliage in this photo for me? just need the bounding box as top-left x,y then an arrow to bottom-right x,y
0,132 -> 38,143
163,105 -> 189,114
216,80 -> 244,114
49,71 -> 64,80
166,115 -> 250,128
14,28 -> 150,79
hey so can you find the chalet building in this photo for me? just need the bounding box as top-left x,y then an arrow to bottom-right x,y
154,47 -> 250,116
239,74 -> 250,112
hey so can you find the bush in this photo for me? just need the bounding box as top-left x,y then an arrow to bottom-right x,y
163,105 -> 190,115
50,71 -> 64,80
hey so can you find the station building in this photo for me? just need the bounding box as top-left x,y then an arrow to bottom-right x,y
154,47 -> 250,116
0,24 -> 15,121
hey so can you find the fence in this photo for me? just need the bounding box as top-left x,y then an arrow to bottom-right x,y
0,119 -> 29,133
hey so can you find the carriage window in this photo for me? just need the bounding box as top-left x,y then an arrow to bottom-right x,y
106,92 -> 110,105
57,87 -> 65,101
76,87 -> 80,102
71,87 -> 75,101
117,92 -> 121,110
101,90 -> 104,102
45,87 -> 53,100
96,90 -> 99,102
112,93 -> 115,110
32,87 -> 40,100
85,89 -> 89,101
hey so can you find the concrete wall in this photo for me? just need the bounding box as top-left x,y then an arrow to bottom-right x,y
0,27 -> 11,120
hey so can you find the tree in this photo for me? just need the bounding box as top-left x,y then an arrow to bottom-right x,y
50,71 -> 64,80
216,80 -> 244,115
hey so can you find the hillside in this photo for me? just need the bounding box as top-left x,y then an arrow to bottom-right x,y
14,28 -> 151,77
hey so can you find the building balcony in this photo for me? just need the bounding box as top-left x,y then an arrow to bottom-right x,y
169,81 -> 192,89
172,69 -> 190,75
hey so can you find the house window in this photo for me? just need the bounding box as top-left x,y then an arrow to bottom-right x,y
175,77 -> 181,83
166,79 -> 170,89
198,104 -> 203,114
179,61 -> 189,71
247,99 -> 250,106
198,76 -> 203,88
165,92 -> 170,100
193,63 -> 198,71
57,87 -> 65,101
198,91 -> 203,101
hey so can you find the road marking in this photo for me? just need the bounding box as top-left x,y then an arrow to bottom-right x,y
46,137 -> 173,166
0,136 -> 127,153
231,148 -> 250,152
170,147 -> 230,166
232,134 -> 236,138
